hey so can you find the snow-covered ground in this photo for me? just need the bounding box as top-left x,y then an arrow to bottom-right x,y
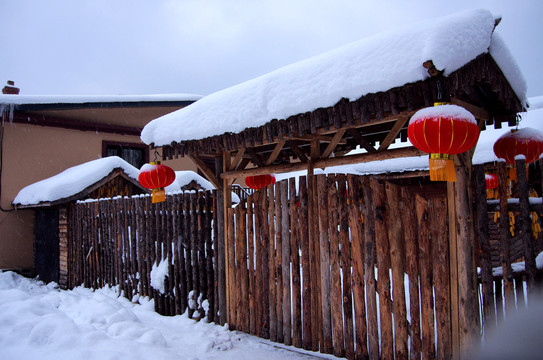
0,271 -> 336,360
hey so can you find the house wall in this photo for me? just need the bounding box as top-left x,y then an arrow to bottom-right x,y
0,122 -> 197,270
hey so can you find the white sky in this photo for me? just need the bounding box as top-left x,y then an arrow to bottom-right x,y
1,0 -> 542,98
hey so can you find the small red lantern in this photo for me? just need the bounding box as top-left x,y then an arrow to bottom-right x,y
485,174 -> 498,189
245,174 -> 276,190
138,162 -> 176,203
408,104 -> 479,182
493,127 -> 543,165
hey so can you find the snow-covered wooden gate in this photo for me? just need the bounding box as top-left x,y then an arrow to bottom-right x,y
226,174 -> 453,359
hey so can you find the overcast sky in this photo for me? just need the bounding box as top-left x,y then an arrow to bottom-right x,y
1,0 -> 542,99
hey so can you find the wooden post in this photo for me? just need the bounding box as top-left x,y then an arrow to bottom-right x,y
474,166 -> 496,332
222,152 -> 234,326
318,175 -> 333,355
516,157 -> 537,296
497,161 -> 514,315
215,156 -> 227,325
454,153 -> 480,357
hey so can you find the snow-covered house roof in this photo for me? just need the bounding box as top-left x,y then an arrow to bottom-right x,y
142,9 -> 525,149
13,157 -> 146,208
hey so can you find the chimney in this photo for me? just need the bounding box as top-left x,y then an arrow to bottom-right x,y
2,80 -> 20,95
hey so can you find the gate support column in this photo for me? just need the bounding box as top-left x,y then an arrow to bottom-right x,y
450,153 -> 480,359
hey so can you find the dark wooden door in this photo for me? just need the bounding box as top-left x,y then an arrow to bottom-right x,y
35,208 -> 59,283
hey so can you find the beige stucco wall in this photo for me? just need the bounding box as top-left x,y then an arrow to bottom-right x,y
0,122 -> 197,270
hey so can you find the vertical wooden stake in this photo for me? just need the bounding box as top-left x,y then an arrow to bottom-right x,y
447,181 -> 460,359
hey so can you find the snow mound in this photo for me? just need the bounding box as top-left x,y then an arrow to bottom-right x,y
13,156 -> 140,206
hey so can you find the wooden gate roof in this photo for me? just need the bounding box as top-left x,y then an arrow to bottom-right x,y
142,10 -> 525,186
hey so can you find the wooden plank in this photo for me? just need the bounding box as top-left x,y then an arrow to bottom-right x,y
274,182 -> 284,344
497,161 -> 515,316
266,140 -> 286,166
447,181 -> 460,358
290,178 -> 303,348
235,204 -> 242,328
347,175 -> 369,360
299,176 -> 312,350
320,129 -> 346,159
268,184 -> 277,342
361,176 -> 379,360
454,153 -> 481,354
378,116 -> 409,151
254,191 -> 263,335
430,197 -> 452,359
337,175 -> 354,359
384,182 -> 408,360
227,206 -> 236,327
516,158 -> 537,295
189,154 -> 222,190
474,166 -> 496,332
416,194 -> 436,360
308,171 -> 321,352
261,188 -> 270,339
317,175 -> 333,355
400,187 -> 421,360
247,194 -> 256,334
190,193 -> 200,318
371,178 -> 394,360
280,181 -> 291,345
240,201 -> 249,331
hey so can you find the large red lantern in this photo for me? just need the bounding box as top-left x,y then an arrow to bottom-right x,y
408,104 -> 479,182
138,162 -> 176,203
493,127 -> 543,165
245,174 -> 276,190
485,174 -> 498,189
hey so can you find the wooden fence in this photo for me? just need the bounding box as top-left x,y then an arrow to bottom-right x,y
63,161 -> 543,359
66,191 -> 218,321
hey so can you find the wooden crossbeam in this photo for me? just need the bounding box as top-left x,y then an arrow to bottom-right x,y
291,134 -> 347,145
189,155 -> 222,190
221,146 -> 426,180
378,116 -> 409,151
321,129 -> 346,159
228,148 -> 246,171
266,140 -> 286,166
247,148 -> 265,167
290,141 -> 309,162
348,128 -> 376,153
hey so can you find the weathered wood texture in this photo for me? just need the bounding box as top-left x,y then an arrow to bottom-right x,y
227,174 -> 472,360
66,192 -> 216,320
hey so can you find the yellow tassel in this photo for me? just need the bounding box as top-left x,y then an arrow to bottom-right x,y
152,188 -> 166,203
429,153 -> 456,182
531,212 -> 541,238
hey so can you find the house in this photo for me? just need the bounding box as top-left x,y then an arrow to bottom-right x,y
0,84 -> 201,272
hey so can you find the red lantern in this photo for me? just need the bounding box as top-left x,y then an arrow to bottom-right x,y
485,174 -> 498,189
138,162 -> 176,203
408,104 -> 479,182
493,128 -> 543,165
245,174 -> 276,190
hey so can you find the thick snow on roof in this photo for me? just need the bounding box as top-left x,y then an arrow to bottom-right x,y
141,9 -> 526,147
13,156 -> 140,206
0,94 -> 203,105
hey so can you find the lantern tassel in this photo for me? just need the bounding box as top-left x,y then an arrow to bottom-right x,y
429,153 -> 456,182
152,188 -> 166,203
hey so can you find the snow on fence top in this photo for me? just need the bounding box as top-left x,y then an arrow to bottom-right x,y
141,9 -> 526,147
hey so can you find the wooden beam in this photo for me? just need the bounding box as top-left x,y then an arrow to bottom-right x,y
189,155 -> 223,190
247,148 -> 265,167
450,98 -> 489,122
229,148 -> 246,171
220,146 -> 426,179
266,140 -> 286,166
321,129 -> 346,159
289,141 -> 308,162
378,116 -> 409,151
310,140 -> 320,161
348,128 -> 376,153
291,134 -> 347,145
